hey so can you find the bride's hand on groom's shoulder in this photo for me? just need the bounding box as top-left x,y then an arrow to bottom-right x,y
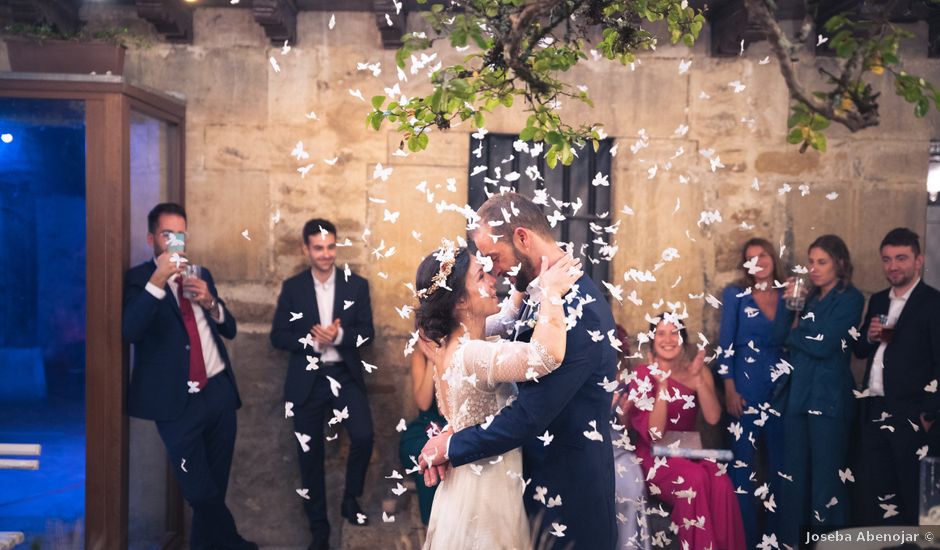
539,254 -> 583,299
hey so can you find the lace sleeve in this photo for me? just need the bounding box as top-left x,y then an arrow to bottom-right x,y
484,295 -> 521,338
462,339 -> 562,388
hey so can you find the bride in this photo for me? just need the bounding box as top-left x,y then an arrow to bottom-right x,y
413,241 -> 581,550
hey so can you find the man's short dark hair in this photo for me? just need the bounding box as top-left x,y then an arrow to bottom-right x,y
147,203 -> 187,234
303,218 -> 337,244
474,192 -> 553,239
880,227 -> 921,256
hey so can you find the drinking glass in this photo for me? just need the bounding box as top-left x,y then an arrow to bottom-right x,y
878,314 -> 895,344
182,264 -> 202,300
786,277 -> 807,311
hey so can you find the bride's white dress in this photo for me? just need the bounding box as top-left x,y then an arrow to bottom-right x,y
422,335 -> 560,550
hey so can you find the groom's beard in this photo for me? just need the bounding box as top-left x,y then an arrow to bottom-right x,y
512,250 -> 539,293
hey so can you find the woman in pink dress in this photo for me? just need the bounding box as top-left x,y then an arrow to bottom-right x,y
623,318 -> 745,550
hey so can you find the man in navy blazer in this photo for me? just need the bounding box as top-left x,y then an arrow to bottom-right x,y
270,218 -> 375,550
853,227 -> 940,526
123,203 -> 256,550
421,193 -> 618,549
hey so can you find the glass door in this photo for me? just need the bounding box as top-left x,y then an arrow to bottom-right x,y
0,98 -> 88,547
127,107 -> 177,550
0,74 -> 186,549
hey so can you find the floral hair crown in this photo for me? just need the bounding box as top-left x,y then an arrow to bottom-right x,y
416,240 -> 459,300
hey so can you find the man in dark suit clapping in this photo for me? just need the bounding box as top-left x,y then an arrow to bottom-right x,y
270,219 -> 375,550
122,203 -> 256,550
853,227 -> 940,525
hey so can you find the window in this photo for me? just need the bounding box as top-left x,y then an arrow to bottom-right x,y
468,133 -> 615,285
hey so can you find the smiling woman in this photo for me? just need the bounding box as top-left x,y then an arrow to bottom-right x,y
626,317 -> 744,550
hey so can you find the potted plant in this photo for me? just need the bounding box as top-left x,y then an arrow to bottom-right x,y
3,23 -> 150,76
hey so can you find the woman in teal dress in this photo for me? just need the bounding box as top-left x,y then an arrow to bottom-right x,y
778,235 -> 864,546
399,349 -> 446,525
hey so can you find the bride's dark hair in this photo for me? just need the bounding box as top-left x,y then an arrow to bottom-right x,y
415,247 -> 471,344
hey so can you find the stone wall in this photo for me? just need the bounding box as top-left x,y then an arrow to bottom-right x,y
5,5 -> 939,547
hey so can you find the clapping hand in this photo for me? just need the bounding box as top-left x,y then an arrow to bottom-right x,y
686,349 -> 707,390
311,319 -> 341,346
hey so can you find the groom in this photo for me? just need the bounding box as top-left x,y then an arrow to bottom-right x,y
420,192 -> 618,549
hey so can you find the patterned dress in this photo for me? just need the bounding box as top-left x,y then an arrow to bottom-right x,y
423,338 -> 560,550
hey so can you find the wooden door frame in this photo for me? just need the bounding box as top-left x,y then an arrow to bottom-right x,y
0,74 -> 186,550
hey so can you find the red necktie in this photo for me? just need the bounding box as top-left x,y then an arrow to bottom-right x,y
175,278 -> 208,391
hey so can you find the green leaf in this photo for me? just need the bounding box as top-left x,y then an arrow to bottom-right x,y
787,128 -> 804,144
809,116 -> 830,131
545,149 -> 558,169
370,112 -> 383,131
915,98 -> 930,118
812,133 -> 827,152
519,126 -> 536,141
371,95 -> 385,110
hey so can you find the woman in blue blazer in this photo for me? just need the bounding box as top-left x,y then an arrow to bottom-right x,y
718,237 -> 789,548
778,235 -> 864,546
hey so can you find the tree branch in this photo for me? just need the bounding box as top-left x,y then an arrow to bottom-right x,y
746,0 -> 879,132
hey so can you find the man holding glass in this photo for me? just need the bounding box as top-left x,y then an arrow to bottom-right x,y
853,227 -> 940,526
122,203 -> 256,550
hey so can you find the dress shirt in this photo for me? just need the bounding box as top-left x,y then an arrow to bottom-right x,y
868,278 -> 919,396
311,268 -> 344,363
144,273 -> 227,378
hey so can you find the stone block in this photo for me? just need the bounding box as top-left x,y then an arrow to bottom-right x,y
185,125 -> 207,173
787,182 -> 857,248
193,8 -> 268,48
828,139 -> 930,183
755,150 -> 823,177
689,56 -> 790,142
267,44 -> 396,127
298,11 -> 381,50
204,124 -> 274,171
562,58 -> 690,139
610,153 -> 710,328
185,169 -> 271,283
849,182 -> 927,294
362,164 -> 469,335
125,45 -> 270,126
268,168 -> 371,278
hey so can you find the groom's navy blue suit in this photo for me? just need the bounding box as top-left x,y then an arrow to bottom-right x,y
447,274 -> 618,549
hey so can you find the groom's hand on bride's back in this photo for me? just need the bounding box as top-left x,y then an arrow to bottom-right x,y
418,431 -> 452,487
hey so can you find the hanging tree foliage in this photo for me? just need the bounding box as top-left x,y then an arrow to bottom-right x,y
366,0 -> 940,165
